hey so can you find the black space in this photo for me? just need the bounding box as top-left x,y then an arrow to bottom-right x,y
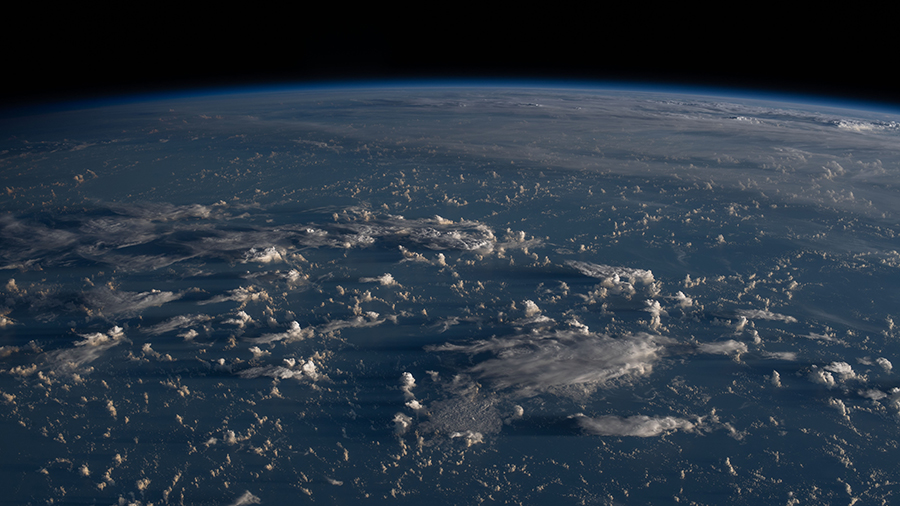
3,11 -> 897,110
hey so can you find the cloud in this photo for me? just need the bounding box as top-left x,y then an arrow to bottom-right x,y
770,370 -> 782,387
179,329 -> 199,340
2,205 -> 509,277
829,398 -> 849,418
86,288 -> 182,316
824,361 -> 856,379
222,311 -> 253,328
0,216 -> 80,270
806,332 -> 844,344
316,313 -> 387,334
143,314 -> 211,335
199,286 -> 270,307
242,246 -> 285,264
673,291 -> 693,309
566,260 -> 659,300
644,300 -> 666,330
237,357 -> 319,381
107,202 -> 218,221
249,346 -> 270,358
450,430 -> 484,446
1,203 -> 234,271
566,260 -> 655,285
697,340 -> 748,356
400,372 -> 416,399
247,321 -> 308,344
282,269 -> 306,284
405,399 -> 425,411
385,216 -> 497,252
229,491 -> 261,506
417,394 -> 503,438
572,413 -> 695,437
509,300 -> 553,327
833,119 -> 900,132
809,368 -> 836,387
360,273 -> 397,286
301,212 -> 500,253
735,309 -> 797,323
431,330 -> 670,395
398,246 -> 449,267
393,413 -> 413,434
522,300 -> 541,318
46,326 -> 126,373
859,389 -> 887,400
763,351 -> 797,361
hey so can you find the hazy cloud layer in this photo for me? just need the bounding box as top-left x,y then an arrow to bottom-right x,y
573,413 -> 695,437
1,205 -> 508,274
143,314 -> 211,335
735,309 -> 798,323
431,330 -> 671,394
566,260 -> 655,285
697,340 -> 748,356
45,326 -> 126,373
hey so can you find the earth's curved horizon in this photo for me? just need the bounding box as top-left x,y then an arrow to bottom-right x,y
2,83 -> 900,505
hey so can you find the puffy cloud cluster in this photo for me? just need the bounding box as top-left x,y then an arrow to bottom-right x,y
673,291 -> 694,309
393,413 -> 413,434
644,300 -> 666,330
329,213 -> 499,253
523,300 -> 541,318
450,430 -> 484,446
222,311 -> 253,328
242,246 -> 285,264
833,119 -> 900,132
400,372 -> 416,399
808,362 -> 855,388
809,368 -> 837,388
567,261 -> 659,299
398,246 -> 448,266
824,361 -> 856,379
770,370 -> 782,387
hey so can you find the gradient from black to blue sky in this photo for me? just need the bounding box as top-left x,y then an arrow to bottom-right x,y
3,9 -> 896,110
